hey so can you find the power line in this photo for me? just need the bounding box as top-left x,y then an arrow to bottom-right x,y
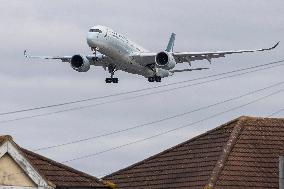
97,106 -> 284,178
33,81 -> 284,151
1,63 -> 283,125
61,89 -> 283,163
1,59 -> 284,116
267,108 -> 284,117
2,90 -> 283,179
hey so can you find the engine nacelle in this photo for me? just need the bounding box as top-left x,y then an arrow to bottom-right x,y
70,55 -> 90,72
155,51 -> 176,70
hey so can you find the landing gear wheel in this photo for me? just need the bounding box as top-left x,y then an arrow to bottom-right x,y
148,77 -> 155,82
148,76 -> 162,82
105,78 -> 119,83
105,78 -> 112,83
112,78 -> 119,83
155,76 -> 161,82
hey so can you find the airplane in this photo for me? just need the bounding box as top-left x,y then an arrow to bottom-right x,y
24,25 -> 279,83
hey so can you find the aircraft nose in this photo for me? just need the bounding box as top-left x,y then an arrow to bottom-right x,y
87,32 -> 96,47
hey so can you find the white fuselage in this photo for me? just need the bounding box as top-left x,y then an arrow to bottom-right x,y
86,25 -> 156,78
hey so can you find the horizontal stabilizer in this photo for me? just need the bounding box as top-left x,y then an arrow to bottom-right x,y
170,68 -> 209,73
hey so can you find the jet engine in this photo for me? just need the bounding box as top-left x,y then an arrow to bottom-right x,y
70,55 -> 90,72
155,51 -> 176,70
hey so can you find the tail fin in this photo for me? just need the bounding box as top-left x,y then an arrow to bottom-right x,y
165,33 -> 176,52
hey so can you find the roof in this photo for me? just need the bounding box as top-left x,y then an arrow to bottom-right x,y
0,135 -> 10,146
104,116 -> 284,189
0,135 -> 112,188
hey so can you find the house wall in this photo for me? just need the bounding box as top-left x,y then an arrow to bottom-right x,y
0,153 -> 36,187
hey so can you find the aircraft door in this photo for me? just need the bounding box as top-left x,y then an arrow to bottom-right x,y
104,28 -> 108,38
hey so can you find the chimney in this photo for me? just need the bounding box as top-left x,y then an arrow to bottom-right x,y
280,156 -> 284,189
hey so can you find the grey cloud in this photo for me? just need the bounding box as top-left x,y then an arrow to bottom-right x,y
0,0 -> 283,177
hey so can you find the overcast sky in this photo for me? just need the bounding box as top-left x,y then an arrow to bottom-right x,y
0,0 -> 283,178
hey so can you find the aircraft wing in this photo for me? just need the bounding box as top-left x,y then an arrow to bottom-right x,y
173,42 -> 279,63
130,42 -> 279,66
24,50 -> 113,67
24,50 -> 71,62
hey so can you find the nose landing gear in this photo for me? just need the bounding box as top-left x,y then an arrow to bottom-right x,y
91,47 -> 100,54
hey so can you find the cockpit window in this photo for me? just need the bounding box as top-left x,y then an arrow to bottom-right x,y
89,29 -> 102,33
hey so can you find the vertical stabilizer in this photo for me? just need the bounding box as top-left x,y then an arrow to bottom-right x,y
165,33 -> 176,52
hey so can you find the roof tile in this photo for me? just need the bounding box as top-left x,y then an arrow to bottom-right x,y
20,148 -> 110,188
104,116 -> 284,189
0,135 -> 111,188
104,118 -> 238,189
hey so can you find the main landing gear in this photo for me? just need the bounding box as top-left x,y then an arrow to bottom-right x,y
148,76 -> 162,82
105,65 -> 119,83
146,64 -> 162,83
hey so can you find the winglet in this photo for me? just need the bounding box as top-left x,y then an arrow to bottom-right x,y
272,41 -> 280,49
170,67 -> 209,73
261,41 -> 279,51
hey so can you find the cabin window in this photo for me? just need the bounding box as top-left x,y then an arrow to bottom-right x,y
89,29 -> 102,33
